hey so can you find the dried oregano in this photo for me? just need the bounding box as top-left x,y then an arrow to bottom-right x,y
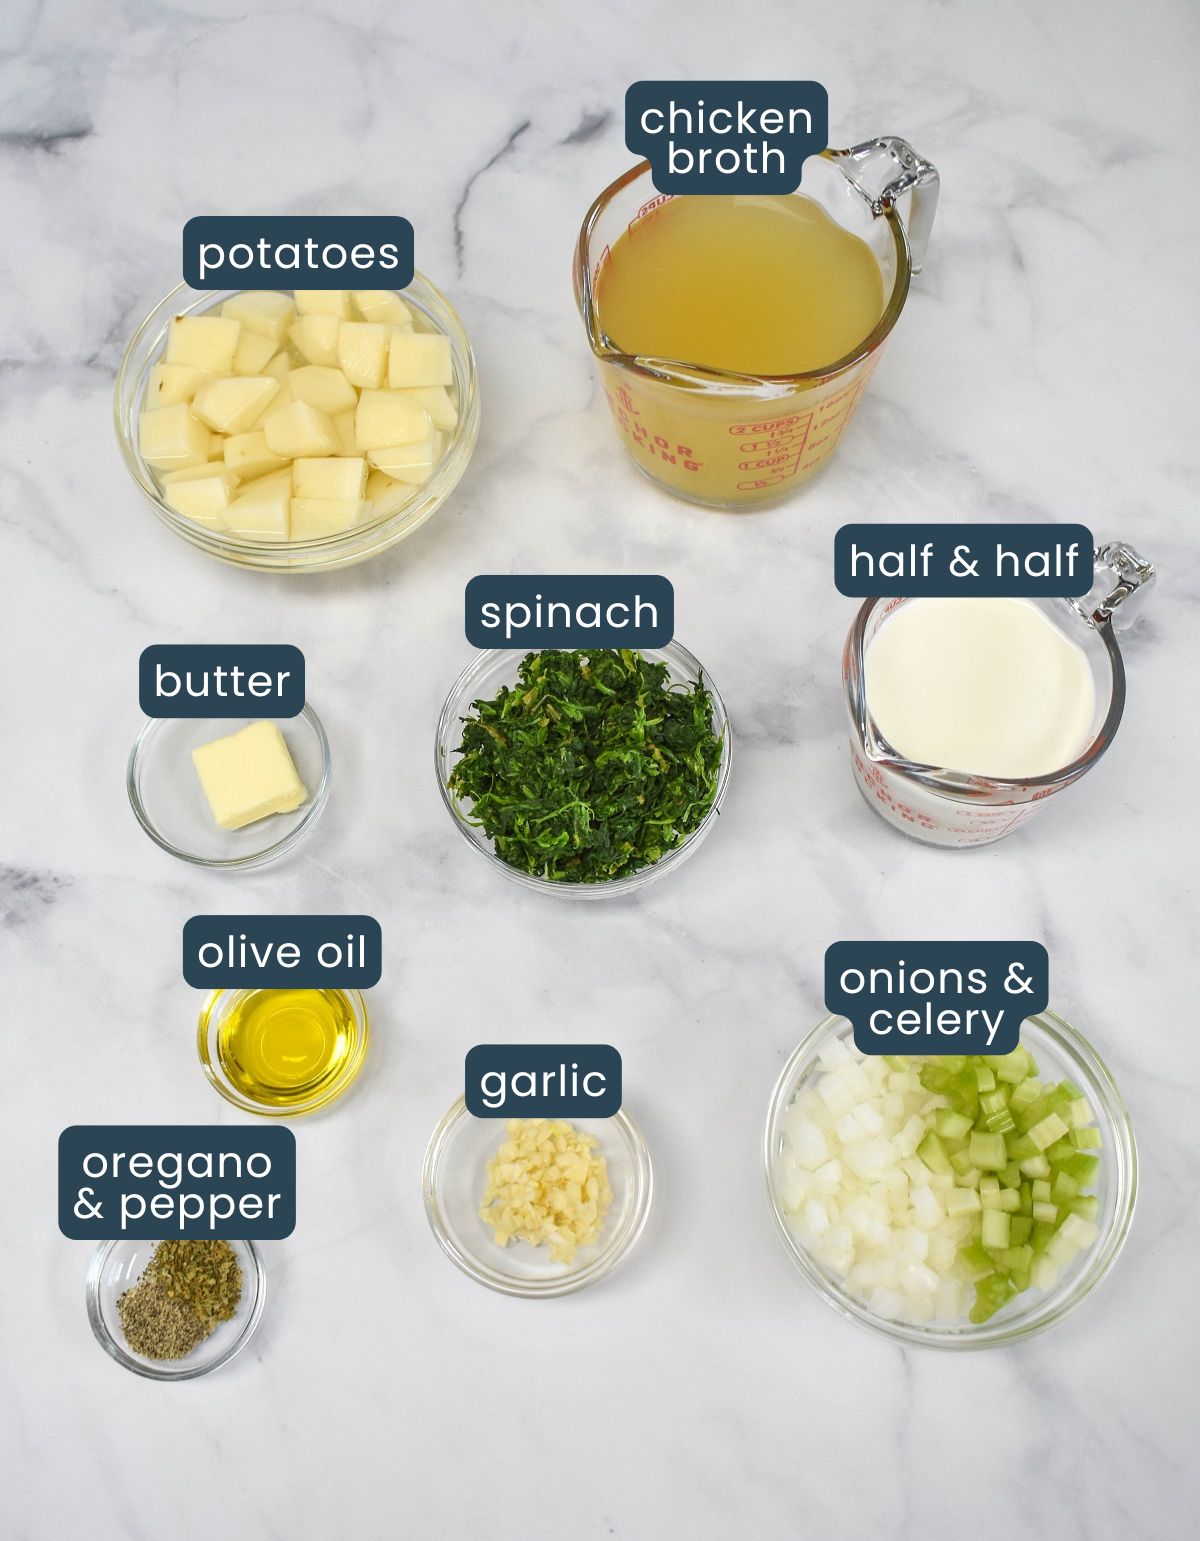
448,649 -> 723,883
117,1239 -> 243,1361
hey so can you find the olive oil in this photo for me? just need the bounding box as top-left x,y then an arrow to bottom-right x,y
214,989 -> 362,1110
594,193 -> 885,375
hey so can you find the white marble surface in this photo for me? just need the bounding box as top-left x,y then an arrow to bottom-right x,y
2,0 -> 1198,1536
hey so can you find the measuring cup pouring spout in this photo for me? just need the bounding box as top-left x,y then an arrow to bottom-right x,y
842,542 -> 1155,849
573,137 -> 940,509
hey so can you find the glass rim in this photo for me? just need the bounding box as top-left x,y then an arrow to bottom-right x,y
196,987 -> 370,1116
573,152 -> 912,390
422,1097 -> 654,1297
763,1010 -> 1138,1349
843,595 -> 1127,802
86,1237 -> 267,1380
433,640 -> 733,899
126,702 -> 332,869
113,274 -> 480,571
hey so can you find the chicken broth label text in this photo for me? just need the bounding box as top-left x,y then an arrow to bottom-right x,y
627,81 -> 828,194
826,942 -> 1050,1055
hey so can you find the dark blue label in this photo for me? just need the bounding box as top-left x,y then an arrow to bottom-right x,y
140,645 -> 304,718
465,1045 -> 622,1118
465,575 -> 673,649
626,81 -> 828,194
834,524 -> 1094,597
59,1126 -> 296,1239
183,916 -> 381,989
825,942 -> 1049,1055
183,216 -> 413,289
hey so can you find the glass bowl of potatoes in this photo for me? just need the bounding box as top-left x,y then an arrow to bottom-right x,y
115,279 -> 479,572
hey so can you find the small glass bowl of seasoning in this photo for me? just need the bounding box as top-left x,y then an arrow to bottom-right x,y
423,1100 -> 654,1297
127,707 -> 331,869
764,1011 -> 1137,1348
198,988 -> 370,1116
87,1238 -> 266,1380
434,642 -> 732,899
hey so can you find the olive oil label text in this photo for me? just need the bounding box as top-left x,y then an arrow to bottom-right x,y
140,645 -> 305,718
59,1126 -> 296,1239
465,575 -> 673,648
183,916 -> 382,989
626,81 -> 828,194
183,216 -> 414,289
465,1045 -> 622,1117
825,942 -> 1050,1055
834,524 -> 1095,597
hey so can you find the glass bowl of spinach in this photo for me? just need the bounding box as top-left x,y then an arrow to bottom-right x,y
435,644 -> 732,896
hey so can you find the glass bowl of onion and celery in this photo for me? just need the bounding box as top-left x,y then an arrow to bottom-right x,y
764,1011 -> 1136,1348
434,644 -> 732,898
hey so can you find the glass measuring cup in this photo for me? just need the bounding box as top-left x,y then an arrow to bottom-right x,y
573,137 -> 939,509
842,542 -> 1155,848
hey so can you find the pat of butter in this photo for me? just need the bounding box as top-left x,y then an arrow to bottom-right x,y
191,720 -> 307,831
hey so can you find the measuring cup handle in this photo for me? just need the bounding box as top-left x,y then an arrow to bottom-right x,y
1081,541 -> 1156,633
830,137 -> 940,274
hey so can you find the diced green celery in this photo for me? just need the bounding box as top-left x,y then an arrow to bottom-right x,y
916,1128 -> 951,1175
1032,1201 -> 1058,1224
982,1187 -> 1020,1213
1006,1132 -> 1038,1160
1028,1111 -> 1070,1150
979,1175 -> 999,1193
1008,1080 -> 1041,1112
1009,1215 -> 1032,1245
960,1244 -> 994,1280
935,1108 -> 973,1142
945,1187 -> 981,1216
1046,1138 -> 1075,1164
1018,1181 -> 1032,1212
969,1273 -> 1016,1323
981,1209 -> 1011,1249
1060,1213 -> 1099,1249
999,1244 -> 1033,1272
1031,1179 -> 1051,1204
1065,1153 -> 1100,1184
1031,1221 -> 1056,1251
1065,1096 -> 1094,1129
994,1047 -> 1031,1084
1045,1232 -> 1077,1266
969,1131 -> 1008,1170
1009,1266 -> 1031,1292
883,1055 -> 909,1071
1070,1126 -> 1102,1150
979,1089 -> 1010,1116
1051,1171 -> 1079,1203
984,1108 -> 1016,1135
1018,1154 -> 1051,1179
1032,1255 -> 1058,1291
1069,1195 -> 1100,1223
1001,1163 -> 1023,1188
949,1147 -> 976,1176
974,1065 -> 996,1093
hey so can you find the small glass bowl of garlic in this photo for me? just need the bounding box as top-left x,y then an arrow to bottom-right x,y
115,280 -> 479,572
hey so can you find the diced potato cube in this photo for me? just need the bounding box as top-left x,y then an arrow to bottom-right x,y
224,431 -> 290,481
292,456 -> 367,499
289,497 -> 368,539
262,350 -> 292,382
365,469 -> 414,517
146,363 -> 207,407
139,403 -> 211,469
221,291 -> 297,344
232,330 -> 278,376
289,364 -> 358,416
395,384 -> 458,431
159,464 -> 240,526
288,313 -> 341,366
337,322 -> 390,388
367,436 -> 438,485
355,390 -> 432,450
353,290 -> 413,327
225,471 -> 291,540
332,409 -> 358,455
207,434 -> 227,460
263,400 -> 340,458
388,331 -> 452,388
294,290 -> 353,318
166,314 -> 241,373
192,375 -> 280,434
251,378 -> 294,430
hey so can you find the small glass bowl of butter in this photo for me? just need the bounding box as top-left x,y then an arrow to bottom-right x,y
422,1099 -> 654,1297
114,279 -> 479,573
127,706 -> 331,868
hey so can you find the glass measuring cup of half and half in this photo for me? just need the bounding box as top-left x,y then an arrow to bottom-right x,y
842,543 -> 1155,848
574,137 -> 939,508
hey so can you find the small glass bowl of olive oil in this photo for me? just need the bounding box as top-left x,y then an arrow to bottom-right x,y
197,988 -> 370,1116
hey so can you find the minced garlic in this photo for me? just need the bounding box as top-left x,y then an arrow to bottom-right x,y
480,1118 -> 613,1264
